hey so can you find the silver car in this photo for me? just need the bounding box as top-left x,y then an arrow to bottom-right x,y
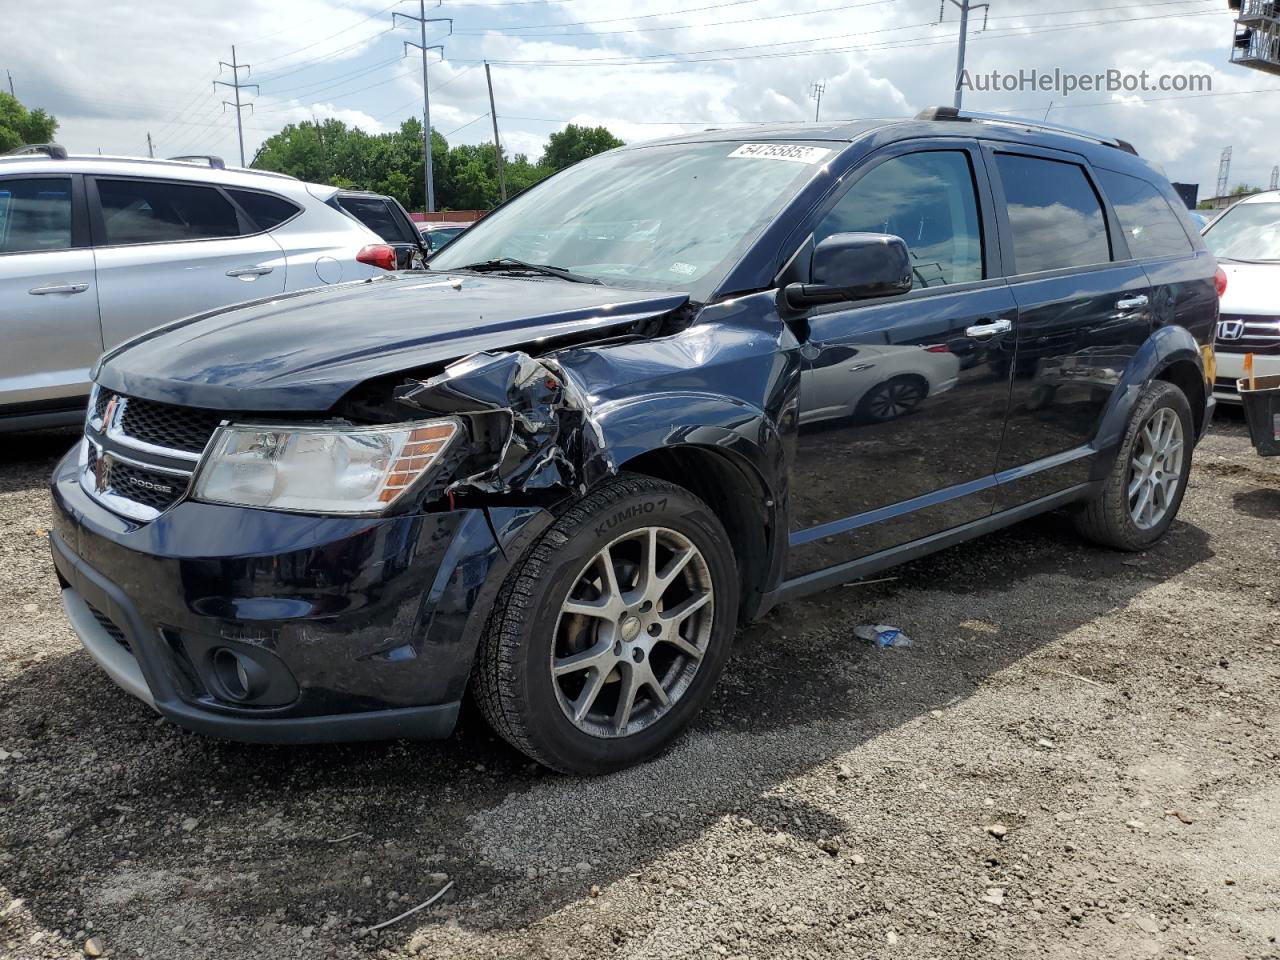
0,146 -> 390,431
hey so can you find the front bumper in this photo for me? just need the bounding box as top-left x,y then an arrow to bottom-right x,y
50,446 -> 550,744
1214,350 -> 1280,404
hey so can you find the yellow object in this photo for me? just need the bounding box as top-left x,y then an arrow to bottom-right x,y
1201,343 -> 1216,387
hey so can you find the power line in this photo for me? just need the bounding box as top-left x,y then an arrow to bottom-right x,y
458,0 -> 763,32
941,0 -> 991,110
468,6 -> 1222,67
251,2 -> 401,67
214,46 -> 259,166
395,1 -> 452,213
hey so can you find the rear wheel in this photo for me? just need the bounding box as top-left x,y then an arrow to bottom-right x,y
1073,380 -> 1193,551
474,474 -> 738,774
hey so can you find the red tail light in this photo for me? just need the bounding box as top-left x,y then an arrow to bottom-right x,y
357,244 -> 398,271
924,343 -> 952,353
1214,265 -> 1228,297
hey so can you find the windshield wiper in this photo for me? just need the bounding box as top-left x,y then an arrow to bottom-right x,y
453,257 -> 602,284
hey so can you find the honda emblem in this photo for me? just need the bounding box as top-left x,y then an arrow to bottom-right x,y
1217,320 -> 1245,342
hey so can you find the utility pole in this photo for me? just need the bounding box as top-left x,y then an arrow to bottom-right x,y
940,0 -> 990,109
214,46 -> 258,167
808,82 -> 825,122
6,70 -> 13,97
394,1 -> 452,214
1271,165 -> 1278,191
1216,146 -> 1232,198
485,61 -> 507,202
146,132 -> 154,158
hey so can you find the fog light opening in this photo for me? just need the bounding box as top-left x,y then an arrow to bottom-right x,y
211,647 -> 267,702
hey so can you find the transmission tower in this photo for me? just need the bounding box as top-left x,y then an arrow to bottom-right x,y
940,0 -> 990,109
1271,165 -> 1278,191
809,82 -> 825,122
394,1 -> 452,214
1216,146 -> 1232,198
215,46 -> 258,167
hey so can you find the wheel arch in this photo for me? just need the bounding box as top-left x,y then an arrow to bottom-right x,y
593,394 -> 791,622
1090,325 -> 1210,480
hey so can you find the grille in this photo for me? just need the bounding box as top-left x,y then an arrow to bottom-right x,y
1216,315 -> 1280,355
85,443 -> 187,513
86,601 -> 130,653
93,387 -> 111,421
117,395 -> 223,454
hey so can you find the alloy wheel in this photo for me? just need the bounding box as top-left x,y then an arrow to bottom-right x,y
550,526 -> 714,738
867,379 -> 925,420
1127,407 -> 1184,530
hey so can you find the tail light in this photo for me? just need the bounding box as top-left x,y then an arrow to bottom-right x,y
924,343 -> 952,353
357,244 -> 398,271
1214,266 -> 1228,297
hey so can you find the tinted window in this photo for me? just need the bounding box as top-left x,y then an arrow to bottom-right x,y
995,154 -> 1110,273
1097,170 -> 1193,259
227,189 -> 300,231
338,197 -> 414,243
424,227 -> 463,251
817,151 -> 983,288
97,179 -> 240,245
0,178 -> 72,254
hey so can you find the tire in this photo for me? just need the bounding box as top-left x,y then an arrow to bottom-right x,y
856,374 -> 929,423
1073,380 -> 1194,551
473,474 -> 739,775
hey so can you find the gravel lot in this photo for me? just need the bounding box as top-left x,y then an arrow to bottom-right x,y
1,414 -> 1277,960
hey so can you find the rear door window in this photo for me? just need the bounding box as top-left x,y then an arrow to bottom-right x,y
336,196 -> 416,243
0,177 -> 73,254
226,189 -> 300,232
96,178 -> 240,245
1096,170 -> 1193,259
994,153 -> 1111,274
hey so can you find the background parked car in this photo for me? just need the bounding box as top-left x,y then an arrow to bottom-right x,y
420,221 -> 467,254
330,189 -> 428,270
1201,189 -> 1280,403
0,145 -> 394,431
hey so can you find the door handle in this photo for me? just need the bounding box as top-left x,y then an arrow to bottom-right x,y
29,282 -> 90,295
226,265 -> 273,279
964,318 -> 1013,339
1115,294 -> 1149,311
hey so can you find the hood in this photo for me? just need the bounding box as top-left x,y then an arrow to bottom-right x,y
1218,260 -> 1279,315
95,273 -> 690,411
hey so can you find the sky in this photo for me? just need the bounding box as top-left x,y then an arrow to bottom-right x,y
5,0 -> 1279,197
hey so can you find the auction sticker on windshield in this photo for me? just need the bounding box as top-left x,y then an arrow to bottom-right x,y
729,143 -> 831,164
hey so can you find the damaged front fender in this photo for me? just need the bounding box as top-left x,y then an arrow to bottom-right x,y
395,350 -> 615,496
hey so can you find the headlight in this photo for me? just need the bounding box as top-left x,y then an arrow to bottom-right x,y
193,420 -> 458,514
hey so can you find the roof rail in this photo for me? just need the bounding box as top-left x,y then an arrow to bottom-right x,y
167,154 -> 226,170
914,106 -> 1139,156
2,143 -> 68,159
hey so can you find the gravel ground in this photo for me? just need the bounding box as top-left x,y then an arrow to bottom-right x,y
1,413 -> 1277,960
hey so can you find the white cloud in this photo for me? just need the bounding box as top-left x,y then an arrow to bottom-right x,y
6,1 -> 1278,193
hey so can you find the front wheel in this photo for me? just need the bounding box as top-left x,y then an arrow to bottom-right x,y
1073,380 -> 1194,551
473,474 -> 739,775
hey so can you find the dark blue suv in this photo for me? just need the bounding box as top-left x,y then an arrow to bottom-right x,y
49,109 -> 1220,774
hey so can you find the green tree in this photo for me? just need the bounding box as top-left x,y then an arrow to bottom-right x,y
538,124 -> 624,172
0,93 -> 58,153
252,116 -> 614,211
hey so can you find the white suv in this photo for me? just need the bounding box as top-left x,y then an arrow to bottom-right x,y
0,145 -> 390,431
1201,190 -> 1280,403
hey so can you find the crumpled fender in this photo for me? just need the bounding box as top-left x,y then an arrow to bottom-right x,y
394,350 -> 614,495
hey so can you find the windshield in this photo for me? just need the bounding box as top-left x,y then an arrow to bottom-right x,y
1202,201 -> 1280,261
430,140 -> 837,293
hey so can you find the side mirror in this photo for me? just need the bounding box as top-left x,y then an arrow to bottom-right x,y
785,232 -> 913,309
